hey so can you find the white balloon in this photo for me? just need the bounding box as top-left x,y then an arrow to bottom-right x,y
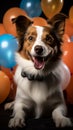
61,62 -> 71,90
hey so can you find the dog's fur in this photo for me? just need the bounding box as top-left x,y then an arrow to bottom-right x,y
5,14 -> 72,127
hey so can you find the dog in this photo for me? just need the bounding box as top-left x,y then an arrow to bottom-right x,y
5,14 -> 72,128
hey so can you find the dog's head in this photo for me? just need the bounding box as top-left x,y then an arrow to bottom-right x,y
13,14 -> 66,70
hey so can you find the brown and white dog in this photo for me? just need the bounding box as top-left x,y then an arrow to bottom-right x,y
5,14 -> 72,127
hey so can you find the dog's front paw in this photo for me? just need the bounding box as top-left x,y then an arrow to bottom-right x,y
8,117 -> 25,128
54,117 -> 72,127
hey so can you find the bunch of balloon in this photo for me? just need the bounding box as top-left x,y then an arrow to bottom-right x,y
41,0 -> 64,19
3,7 -> 27,37
0,34 -> 18,68
0,71 -> 10,104
20,0 -> 42,17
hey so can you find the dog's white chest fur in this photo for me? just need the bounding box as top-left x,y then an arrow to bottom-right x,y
14,66 -> 49,104
30,82 -> 49,104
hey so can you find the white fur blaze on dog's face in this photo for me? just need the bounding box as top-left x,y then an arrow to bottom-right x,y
30,26 -> 51,57
30,26 -> 53,69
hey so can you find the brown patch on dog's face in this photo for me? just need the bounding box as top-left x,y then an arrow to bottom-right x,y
41,26 -> 62,58
41,27 -> 54,47
20,26 -> 37,59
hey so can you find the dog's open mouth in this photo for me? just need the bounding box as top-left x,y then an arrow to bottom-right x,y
32,56 -> 45,69
28,52 -> 51,70
32,54 -> 51,69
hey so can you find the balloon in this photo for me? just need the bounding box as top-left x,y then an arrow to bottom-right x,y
61,63 -> 71,90
66,74 -> 73,104
0,24 -> 7,35
0,66 -> 14,80
70,36 -> 73,42
3,7 -> 27,36
62,42 -> 73,74
0,66 -> 17,80
63,34 -> 70,43
41,0 -> 64,19
20,0 -> 42,17
69,6 -> 73,24
0,71 -> 10,104
65,19 -> 73,37
33,17 -> 48,26
0,34 -> 18,68
1,66 -> 17,100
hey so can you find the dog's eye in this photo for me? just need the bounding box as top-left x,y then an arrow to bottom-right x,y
46,35 -> 54,43
28,36 -> 34,41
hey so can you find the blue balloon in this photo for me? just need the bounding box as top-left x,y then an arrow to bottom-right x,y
70,36 -> 73,42
20,0 -> 42,17
0,34 -> 18,68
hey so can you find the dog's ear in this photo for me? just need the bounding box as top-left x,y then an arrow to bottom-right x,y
12,15 -> 33,37
48,13 -> 67,38
12,15 -> 33,51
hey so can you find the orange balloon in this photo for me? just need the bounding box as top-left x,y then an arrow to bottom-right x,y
65,19 -> 73,37
62,42 -> 73,74
41,0 -> 64,19
33,17 -> 48,26
0,66 -> 17,100
66,74 -> 73,104
3,7 -> 27,36
0,24 -> 6,35
1,66 -> 13,80
0,71 -> 10,104
63,34 -> 70,43
69,6 -> 73,24
1,66 -> 17,80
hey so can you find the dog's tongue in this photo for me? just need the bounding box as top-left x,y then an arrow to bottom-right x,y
33,57 -> 45,69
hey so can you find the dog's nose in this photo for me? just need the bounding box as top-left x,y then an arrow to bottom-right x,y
34,45 -> 43,55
